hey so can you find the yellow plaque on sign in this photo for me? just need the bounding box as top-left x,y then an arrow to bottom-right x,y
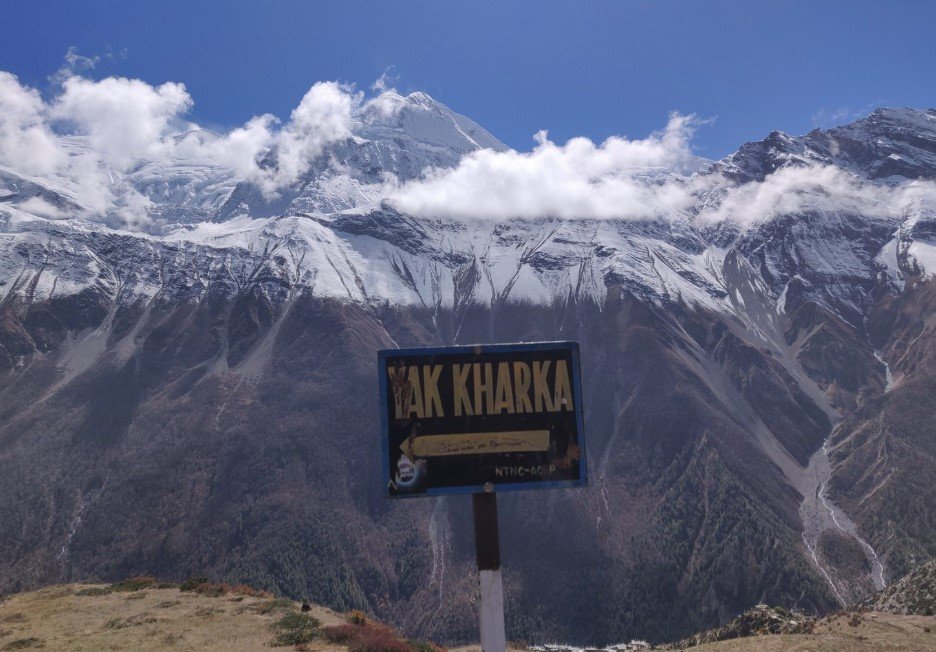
403,430 -> 550,457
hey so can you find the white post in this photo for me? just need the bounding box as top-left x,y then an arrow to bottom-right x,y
473,492 -> 506,652
479,569 -> 507,652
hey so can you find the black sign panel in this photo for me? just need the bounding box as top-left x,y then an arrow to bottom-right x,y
378,341 -> 586,497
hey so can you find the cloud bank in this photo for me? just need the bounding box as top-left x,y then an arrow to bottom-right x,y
0,68 -> 360,226
386,114 -> 703,220
2,59 -> 936,232
696,164 -> 936,227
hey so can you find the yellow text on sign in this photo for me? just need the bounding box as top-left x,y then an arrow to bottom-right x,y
388,360 -> 574,419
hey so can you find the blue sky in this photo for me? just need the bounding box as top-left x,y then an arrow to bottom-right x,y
2,0 -> 934,159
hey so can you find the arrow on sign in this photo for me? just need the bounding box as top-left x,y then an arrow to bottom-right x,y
402,430 -> 550,457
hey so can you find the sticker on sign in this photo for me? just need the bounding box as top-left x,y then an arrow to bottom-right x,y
378,341 -> 587,497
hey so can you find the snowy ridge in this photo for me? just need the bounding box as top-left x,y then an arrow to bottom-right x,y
4,104 -> 935,317
716,108 -> 936,183
4,103 -> 936,337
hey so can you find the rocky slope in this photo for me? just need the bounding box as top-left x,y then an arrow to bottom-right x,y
870,559 -> 936,615
1,97 -> 935,644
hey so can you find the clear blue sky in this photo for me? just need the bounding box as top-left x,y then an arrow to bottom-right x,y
2,1 -> 934,158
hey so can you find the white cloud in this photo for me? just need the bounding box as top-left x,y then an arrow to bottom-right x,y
371,67 -> 398,94
0,72 -> 65,175
697,164 -> 936,227
386,114 -> 702,220
51,75 -> 193,167
0,59 -> 361,227
177,113 -> 278,178
15,196 -> 66,218
252,81 -> 357,193
49,46 -> 101,86
6,60 -> 933,235
173,81 -> 359,196
64,151 -> 115,215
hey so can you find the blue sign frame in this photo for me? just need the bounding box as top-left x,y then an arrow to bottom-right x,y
378,341 -> 587,497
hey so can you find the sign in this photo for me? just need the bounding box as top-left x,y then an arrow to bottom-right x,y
378,341 -> 586,497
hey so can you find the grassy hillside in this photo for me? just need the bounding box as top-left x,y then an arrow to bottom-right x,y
0,578 -> 933,651
675,611 -> 935,651
0,578 -> 442,651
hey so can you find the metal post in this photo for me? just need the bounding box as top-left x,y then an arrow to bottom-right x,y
473,491 -> 506,652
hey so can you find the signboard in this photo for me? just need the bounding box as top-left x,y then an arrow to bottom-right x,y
378,341 -> 586,497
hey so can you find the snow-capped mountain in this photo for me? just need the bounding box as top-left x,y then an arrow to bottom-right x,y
716,107 -> 936,182
4,97 -> 934,319
2,97 -> 936,645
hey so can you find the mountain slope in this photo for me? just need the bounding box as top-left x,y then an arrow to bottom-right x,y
1,101 -> 935,644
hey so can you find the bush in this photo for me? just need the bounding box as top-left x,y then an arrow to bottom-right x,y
351,630 -> 416,652
321,623 -> 416,652
271,612 -> 320,646
179,576 -> 210,592
228,583 -> 273,598
75,587 -> 111,596
348,610 -> 369,625
247,598 -> 294,615
192,582 -> 225,597
178,578 -> 273,598
110,576 -> 157,592
321,623 -> 361,644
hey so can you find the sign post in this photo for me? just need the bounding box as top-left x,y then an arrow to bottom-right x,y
378,341 -> 586,652
473,492 -> 505,652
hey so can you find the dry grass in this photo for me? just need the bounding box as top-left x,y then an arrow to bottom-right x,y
7,582 -> 930,652
675,610 -> 936,651
0,583 -> 346,651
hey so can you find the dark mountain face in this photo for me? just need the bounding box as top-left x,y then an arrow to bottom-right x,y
0,286 -> 839,644
1,106 -> 935,645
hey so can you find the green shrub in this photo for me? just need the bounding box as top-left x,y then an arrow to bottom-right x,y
271,612 -> 320,646
179,576 -> 209,592
110,576 -> 157,592
75,586 -> 111,596
192,583 -> 224,597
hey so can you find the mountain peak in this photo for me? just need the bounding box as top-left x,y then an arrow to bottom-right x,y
713,106 -> 936,183
356,89 -> 507,155
403,90 -> 438,107
866,106 -> 936,123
